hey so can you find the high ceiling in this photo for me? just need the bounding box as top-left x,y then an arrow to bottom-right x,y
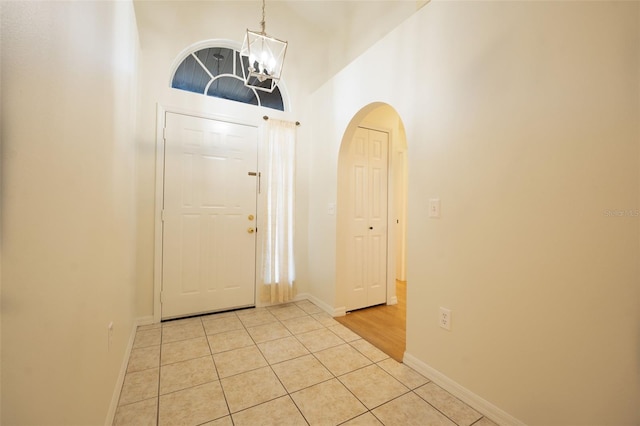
133,0 -> 428,91
278,0 -> 428,85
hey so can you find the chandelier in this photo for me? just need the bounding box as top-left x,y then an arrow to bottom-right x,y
241,0 -> 288,93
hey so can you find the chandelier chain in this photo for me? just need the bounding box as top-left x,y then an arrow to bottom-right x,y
260,0 -> 266,34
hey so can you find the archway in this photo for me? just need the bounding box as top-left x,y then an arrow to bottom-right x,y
336,102 -> 408,360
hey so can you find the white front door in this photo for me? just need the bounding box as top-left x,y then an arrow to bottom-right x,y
346,127 -> 389,311
162,112 -> 258,319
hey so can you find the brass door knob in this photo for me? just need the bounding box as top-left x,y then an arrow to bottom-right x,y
247,227 -> 255,234
248,214 -> 255,221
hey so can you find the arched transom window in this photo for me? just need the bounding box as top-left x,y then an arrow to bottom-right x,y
171,46 -> 285,111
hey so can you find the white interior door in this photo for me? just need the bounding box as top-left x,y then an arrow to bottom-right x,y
162,112 -> 258,319
346,127 -> 389,311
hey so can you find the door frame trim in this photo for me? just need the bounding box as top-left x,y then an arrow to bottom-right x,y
153,104 -> 263,323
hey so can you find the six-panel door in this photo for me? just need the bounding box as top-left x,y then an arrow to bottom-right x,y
162,112 -> 258,319
346,126 -> 389,311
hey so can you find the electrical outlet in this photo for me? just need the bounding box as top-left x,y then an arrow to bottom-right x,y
439,307 -> 451,330
108,322 -> 114,351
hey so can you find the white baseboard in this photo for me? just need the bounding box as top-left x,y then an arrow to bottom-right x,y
104,316 -> 157,426
136,316 -> 155,327
293,292 -> 309,302
295,292 -> 345,317
331,305 -> 346,317
403,352 -> 526,426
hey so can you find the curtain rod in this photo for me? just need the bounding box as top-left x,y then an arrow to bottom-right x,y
263,115 -> 300,126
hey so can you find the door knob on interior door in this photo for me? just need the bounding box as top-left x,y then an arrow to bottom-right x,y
247,227 -> 255,234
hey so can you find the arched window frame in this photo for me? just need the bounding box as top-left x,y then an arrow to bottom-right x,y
169,39 -> 288,112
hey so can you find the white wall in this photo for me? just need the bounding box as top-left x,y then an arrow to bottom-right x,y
132,0 -> 331,318
1,1 -> 139,424
307,1 -> 639,424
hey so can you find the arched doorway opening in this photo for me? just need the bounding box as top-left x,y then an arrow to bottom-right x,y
336,102 -> 408,361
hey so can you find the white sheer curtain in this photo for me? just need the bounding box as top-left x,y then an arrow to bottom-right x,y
261,119 -> 296,303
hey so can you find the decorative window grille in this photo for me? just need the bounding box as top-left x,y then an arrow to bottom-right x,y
171,46 -> 284,111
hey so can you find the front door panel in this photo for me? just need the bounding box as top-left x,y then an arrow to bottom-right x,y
162,112 -> 258,319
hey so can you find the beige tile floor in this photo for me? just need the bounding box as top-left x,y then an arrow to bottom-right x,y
113,300 -> 498,426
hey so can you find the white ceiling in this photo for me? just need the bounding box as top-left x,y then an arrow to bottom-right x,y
274,0 -> 428,85
281,0 -> 426,35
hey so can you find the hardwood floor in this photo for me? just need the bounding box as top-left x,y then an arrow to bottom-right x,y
335,281 -> 406,362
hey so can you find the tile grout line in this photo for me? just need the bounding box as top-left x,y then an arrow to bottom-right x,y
251,307 -> 314,423
411,385 -> 468,426
224,309 -> 279,420
292,307 -> 441,426
166,315 -> 234,426
267,307 -> 334,426
199,314 -> 230,426
282,311 -> 375,425
222,311 -> 288,424
270,309 -> 329,425
234,307 -> 338,422
210,311 -> 238,423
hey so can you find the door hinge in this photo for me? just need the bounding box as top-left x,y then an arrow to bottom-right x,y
163,127 -> 167,140
161,210 -> 165,222
160,291 -> 163,303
